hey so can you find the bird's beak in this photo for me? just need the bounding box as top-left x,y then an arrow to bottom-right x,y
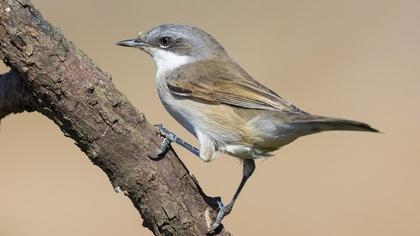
116,38 -> 149,48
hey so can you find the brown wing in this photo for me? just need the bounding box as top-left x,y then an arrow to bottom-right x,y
166,59 -> 304,112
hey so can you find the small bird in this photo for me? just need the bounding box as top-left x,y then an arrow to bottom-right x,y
117,24 -> 378,232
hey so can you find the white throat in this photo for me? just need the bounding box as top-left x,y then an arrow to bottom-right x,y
150,49 -> 192,76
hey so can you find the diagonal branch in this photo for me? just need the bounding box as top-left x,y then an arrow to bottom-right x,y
0,0 -> 231,235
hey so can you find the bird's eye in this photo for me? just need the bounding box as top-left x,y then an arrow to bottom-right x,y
158,36 -> 173,48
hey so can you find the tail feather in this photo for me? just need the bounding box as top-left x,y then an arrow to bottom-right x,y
290,115 -> 379,134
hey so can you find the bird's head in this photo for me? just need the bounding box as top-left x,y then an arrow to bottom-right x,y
117,24 -> 228,73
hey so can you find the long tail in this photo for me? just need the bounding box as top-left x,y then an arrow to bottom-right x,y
290,115 -> 379,134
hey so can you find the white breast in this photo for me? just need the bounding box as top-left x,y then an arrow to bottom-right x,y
150,49 -> 197,134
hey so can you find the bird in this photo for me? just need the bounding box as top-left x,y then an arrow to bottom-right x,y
116,24 -> 378,232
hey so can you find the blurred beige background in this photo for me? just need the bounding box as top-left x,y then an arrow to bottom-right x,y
1,0 -> 420,235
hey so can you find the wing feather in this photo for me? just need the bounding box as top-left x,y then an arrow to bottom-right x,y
166,59 -> 304,112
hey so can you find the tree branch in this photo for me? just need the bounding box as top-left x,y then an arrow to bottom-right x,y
0,0 -> 231,235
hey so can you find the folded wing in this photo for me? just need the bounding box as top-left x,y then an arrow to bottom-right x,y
166,59 -> 305,113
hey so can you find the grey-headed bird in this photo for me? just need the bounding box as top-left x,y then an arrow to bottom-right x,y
117,24 -> 378,232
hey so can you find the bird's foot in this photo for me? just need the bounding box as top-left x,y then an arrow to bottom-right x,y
152,124 -> 200,159
151,124 -> 178,159
208,198 -> 233,233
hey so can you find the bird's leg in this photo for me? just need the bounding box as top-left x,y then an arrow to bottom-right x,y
209,159 -> 256,233
153,124 -> 200,158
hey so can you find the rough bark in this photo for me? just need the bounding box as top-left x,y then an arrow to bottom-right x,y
0,0 -> 231,235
